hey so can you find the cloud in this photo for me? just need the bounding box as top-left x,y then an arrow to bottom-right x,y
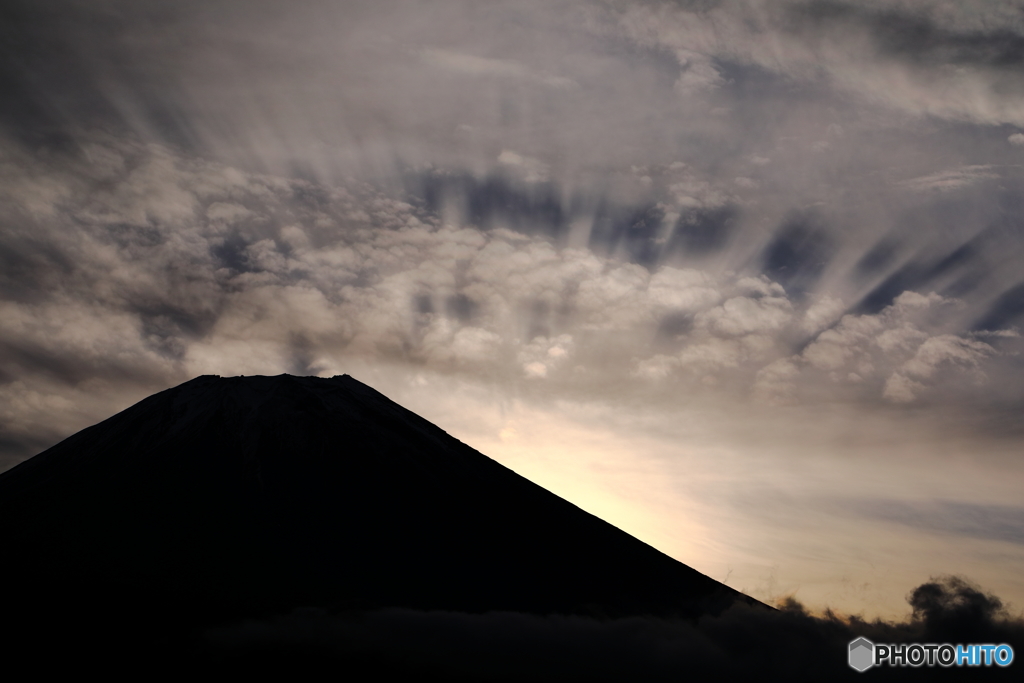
880,334 -> 994,402
752,357 -> 801,405
518,334 -> 574,379
882,372 -> 926,403
900,334 -> 993,379
800,294 -> 845,335
900,165 -> 1000,192
497,150 -> 550,183
193,576 -> 1024,681
647,267 -> 721,312
600,0 -> 1024,126
778,291 -> 1004,404
420,47 -> 577,89
2,134 -> 1021,463
672,48 -> 727,95
842,498 -> 1024,547
699,291 -> 792,338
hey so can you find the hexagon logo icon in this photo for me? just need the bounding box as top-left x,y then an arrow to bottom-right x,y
849,637 -> 875,672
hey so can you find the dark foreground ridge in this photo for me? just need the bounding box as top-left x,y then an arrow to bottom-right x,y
0,374 -> 762,674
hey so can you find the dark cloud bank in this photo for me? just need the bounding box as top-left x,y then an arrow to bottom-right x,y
28,576 -> 1012,680
6,568 -> 1020,679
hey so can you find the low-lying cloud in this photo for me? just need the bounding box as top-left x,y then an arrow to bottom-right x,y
198,576 -> 1024,681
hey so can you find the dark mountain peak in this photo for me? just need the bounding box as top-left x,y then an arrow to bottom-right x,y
0,374 -> 762,636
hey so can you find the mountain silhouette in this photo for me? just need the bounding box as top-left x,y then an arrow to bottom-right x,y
0,374 -> 762,670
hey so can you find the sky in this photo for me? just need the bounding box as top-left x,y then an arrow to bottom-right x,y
1,0 -> 1023,621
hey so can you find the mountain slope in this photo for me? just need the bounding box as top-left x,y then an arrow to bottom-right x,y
0,374 -> 761,638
